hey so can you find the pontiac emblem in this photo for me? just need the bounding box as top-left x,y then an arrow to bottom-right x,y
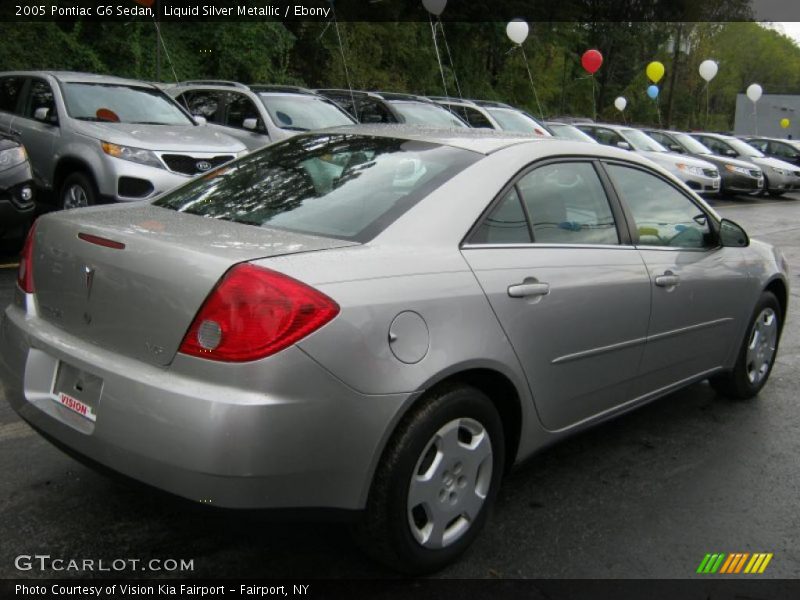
84,265 -> 95,299
196,160 -> 212,172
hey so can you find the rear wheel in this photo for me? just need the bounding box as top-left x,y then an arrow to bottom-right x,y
710,291 -> 781,399
354,384 -> 505,574
60,172 -> 97,210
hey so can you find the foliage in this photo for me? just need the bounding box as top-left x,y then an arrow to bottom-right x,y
1,19 -> 800,130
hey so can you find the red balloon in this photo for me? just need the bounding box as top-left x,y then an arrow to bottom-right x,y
581,49 -> 603,74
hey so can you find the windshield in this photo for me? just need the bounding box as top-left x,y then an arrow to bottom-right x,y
390,102 -> 468,128
486,108 -> 543,134
726,137 -> 765,158
621,129 -> 668,152
154,133 -> 480,242
259,94 -> 354,131
547,123 -> 597,142
61,83 -> 192,125
674,133 -> 713,154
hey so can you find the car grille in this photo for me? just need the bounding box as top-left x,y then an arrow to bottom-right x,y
160,154 -> 234,176
749,169 -> 762,178
702,168 -> 718,178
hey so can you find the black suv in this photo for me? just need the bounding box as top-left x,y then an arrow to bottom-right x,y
0,134 -> 34,246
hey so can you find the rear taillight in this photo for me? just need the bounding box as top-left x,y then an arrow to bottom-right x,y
17,221 -> 37,293
179,264 -> 339,362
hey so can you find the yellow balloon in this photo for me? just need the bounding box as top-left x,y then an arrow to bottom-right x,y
646,61 -> 665,83
781,118 -> 790,129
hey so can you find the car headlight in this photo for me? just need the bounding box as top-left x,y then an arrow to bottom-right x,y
101,141 -> 163,169
676,163 -> 705,177
0,146 -> 27,172
725,164 -> 751,175
770,166 -> 786,175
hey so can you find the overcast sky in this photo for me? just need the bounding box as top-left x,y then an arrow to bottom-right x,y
762,22 -> 800,47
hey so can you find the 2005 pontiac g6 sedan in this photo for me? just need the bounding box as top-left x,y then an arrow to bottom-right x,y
0,126 -> 790,573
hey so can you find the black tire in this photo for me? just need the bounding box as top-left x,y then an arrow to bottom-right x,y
768,190 -> 785,198
60,172 -> 97,210
353,384 -> 505,574
710,291 -> 782,399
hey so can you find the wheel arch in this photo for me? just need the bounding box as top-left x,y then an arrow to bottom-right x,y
53,156 -> 97,196
764,277 -> 788,325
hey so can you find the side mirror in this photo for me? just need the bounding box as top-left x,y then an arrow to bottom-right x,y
616,141 -> 631,150
725,149 -> 738,157
669,144 -> 684,153
34,107 -> 53,123
719,218 -> 749,247
193,115 -> 207,126
242,117 -> 259,131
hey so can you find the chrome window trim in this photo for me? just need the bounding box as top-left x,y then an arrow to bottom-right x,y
461,243 -> 637,251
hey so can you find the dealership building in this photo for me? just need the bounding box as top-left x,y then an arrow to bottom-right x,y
734,92 -> 800,138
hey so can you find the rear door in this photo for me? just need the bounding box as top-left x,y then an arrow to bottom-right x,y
462,159 -> 652,431
603,162 -> 754,396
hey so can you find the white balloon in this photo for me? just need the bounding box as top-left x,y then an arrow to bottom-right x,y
614,96 -> 627,112
506,19 -> 529,45
747,83 -> 763,103
422,0 -> 447,16
698,59 -> 718,82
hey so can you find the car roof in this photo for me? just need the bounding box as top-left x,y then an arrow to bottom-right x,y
316,124 -> 552,154
428,97 -> 480,107
6,71 -> 159,88
316,89 -> 435,103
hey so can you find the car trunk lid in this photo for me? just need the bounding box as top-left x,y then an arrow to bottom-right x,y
31,203 -> 356,366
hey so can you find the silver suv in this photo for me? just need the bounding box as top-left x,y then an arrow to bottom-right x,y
0,72 -> 247,209
165,81 -> 356,151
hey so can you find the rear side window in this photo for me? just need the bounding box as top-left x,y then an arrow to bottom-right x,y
154,133 -> 480,242
0,76 -> 23,114
517,163 -> 618,245
470,188 -> 531,244
461,106 -> 494,129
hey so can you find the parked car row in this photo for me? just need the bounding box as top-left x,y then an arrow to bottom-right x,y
1,68 -> 799,245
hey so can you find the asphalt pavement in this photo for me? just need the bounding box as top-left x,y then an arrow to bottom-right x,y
0,194 -> 798,579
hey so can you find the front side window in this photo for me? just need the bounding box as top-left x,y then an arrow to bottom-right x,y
225,93 -> 262,131
593,128 -> 624,147
606,164 -> 713,249
517,162 -> 618,245
61,83 -> 193,125
24,79 -> 57,122
154,133 -> 480,242
621,129 -> 668,152
769,141 -> 799,160
177,90 -> 222,123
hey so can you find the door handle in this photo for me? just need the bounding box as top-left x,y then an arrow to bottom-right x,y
654,272 -> 680,287
508,280 -> 550,298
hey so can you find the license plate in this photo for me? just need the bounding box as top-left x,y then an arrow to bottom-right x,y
51,361 -> 102,423
55,392 -> 97,422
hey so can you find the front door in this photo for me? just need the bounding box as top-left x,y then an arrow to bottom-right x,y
461,160 -> 652,431
603,162 -> 755,397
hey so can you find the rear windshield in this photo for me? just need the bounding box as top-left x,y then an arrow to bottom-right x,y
154,133 -> 480,242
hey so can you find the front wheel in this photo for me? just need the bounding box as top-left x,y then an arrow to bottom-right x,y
354,384 -> 505,574
60,172 -> 97,210
710,291 -> 782,399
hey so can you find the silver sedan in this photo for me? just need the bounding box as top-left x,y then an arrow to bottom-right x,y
0,126 -> 789,573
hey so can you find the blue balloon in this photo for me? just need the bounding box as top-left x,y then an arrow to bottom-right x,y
647,85 -> 659,99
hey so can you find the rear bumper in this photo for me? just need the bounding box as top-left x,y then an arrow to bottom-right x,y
0,300 -> 409,509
